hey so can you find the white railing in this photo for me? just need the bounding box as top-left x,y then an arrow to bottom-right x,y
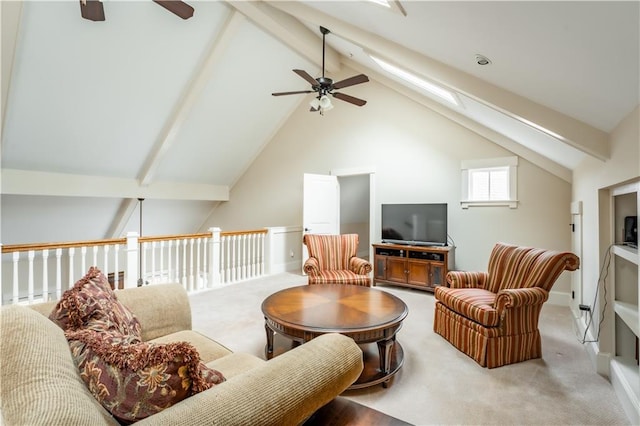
1,227 -> 270,305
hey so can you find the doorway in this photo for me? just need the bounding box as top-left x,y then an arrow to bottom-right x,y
338,175 -> 371,260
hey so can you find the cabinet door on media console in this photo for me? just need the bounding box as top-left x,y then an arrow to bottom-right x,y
386,258 -> 408,283
407,260 -> 430,287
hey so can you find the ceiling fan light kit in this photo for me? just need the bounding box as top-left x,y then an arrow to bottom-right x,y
272,26 -> 369,115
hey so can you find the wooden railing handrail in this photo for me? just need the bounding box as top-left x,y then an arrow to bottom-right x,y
2,238 -> 128,254
139,233 -> 212,243
221,229 -> 268,237
2,229 -> 269,254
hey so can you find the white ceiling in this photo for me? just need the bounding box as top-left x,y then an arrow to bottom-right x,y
1,0 -> 639,241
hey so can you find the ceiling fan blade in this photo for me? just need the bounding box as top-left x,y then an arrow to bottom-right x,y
153,1 -> 194,19
79,0 -> 105,21
272,91 -> 315,96
332,74 -> 369,90
293,69 -> 319,87
333,92 -> 367,107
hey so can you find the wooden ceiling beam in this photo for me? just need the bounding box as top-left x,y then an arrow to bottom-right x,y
138,9 -> 245,186
1,169 -> 229,201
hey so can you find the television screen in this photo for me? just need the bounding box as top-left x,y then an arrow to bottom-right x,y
382,203 -> 448,246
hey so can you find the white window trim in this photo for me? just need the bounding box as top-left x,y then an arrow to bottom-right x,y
461,156 -> 518,209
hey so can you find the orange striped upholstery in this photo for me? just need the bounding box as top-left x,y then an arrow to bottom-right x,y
434,242 -> 579,368
303,234 -> 372,286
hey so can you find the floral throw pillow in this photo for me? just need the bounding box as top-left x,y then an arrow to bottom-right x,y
49,266 -> 141,338
67,329 -> 225,424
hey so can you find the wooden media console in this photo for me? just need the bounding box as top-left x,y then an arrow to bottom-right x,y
372,243 -> 455,292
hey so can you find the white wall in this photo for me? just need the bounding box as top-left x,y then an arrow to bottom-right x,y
204,78 -> 574,298
572,105 -> 639,357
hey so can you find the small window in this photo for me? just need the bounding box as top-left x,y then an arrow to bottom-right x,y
461,157 -> 518,208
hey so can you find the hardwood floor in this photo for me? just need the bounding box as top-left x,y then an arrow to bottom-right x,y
304,397 -> 413,426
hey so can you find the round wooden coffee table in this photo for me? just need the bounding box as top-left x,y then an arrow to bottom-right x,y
261,284 -> 408,389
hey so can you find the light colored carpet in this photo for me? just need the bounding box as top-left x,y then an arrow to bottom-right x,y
189,272 -> 630,425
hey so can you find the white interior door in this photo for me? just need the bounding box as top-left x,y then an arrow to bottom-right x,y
302,173 -> 340,271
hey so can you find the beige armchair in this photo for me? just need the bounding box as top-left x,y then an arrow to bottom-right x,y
303,234 -> 372,286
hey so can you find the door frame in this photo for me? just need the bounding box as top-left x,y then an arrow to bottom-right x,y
331,166 -> 377,263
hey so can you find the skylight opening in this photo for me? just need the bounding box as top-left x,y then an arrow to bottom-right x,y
370,55 -> 459,106
516,116 -> 566,141
365,0 -> 407,16
367,0 -> 391,8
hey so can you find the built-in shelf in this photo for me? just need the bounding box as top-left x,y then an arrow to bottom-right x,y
613,244 -> 639,265
607,179 -> 639,424
611,357 -> 640,425
614,301 -> 639,337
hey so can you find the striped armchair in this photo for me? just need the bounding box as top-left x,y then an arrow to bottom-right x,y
433,242 -> 579,368
303,234 -> 372,286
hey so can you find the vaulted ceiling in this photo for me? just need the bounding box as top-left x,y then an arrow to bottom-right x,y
1,1 -> 639,242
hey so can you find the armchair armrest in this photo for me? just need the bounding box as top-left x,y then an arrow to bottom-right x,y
495,287 -> 549,311
446,271 -> 488,289
495,287 -> 549,335
349,257 -> 372,275
303,257 -> 320,276
137,333 -> 363,426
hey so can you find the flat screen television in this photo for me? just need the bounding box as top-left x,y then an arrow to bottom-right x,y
381,203 -> 448,246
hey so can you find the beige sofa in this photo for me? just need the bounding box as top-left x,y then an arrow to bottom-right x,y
0,283 -> 364,425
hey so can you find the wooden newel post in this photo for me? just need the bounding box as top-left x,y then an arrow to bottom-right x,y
125,232 -> 139,289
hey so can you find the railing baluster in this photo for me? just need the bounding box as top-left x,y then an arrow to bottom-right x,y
259,233 -> 265,275
168,240 -> 174,282
80,246 -> 87,276
221,236 -> 227,284
160,241 -> 165,283
55,248 -> 62,299
92,246 -> 99,267
181,239 -> 187,288
231,236 -> 237,283
27,250 -> 35,304
203,236 -> 208,287
103,246 -> 109,285
189,238 -> 194,291
68,247 -> 75,289
12,252 -> 19,304
114,244 -> 120,289
42,249 -> 49,302
151,241 -> 157,284
196,238 -> 202,290
241,235 -> 247,280
175,240 -> 180,284
141,242 -> 148,285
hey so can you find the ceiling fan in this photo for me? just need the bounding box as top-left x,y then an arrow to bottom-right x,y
80,0 -> 194,22
272,26 -> 369,114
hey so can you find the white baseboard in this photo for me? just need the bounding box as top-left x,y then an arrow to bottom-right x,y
548,290 -> 570,306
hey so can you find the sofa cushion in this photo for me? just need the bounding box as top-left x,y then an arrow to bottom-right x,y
206,352 -> 266,379
0,305 -> 118,425
49,266 -> 141,338
66,328 -> 225,424
434,287 -> 499,327
309,270 -> 371,286
149,329 -> 233,364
